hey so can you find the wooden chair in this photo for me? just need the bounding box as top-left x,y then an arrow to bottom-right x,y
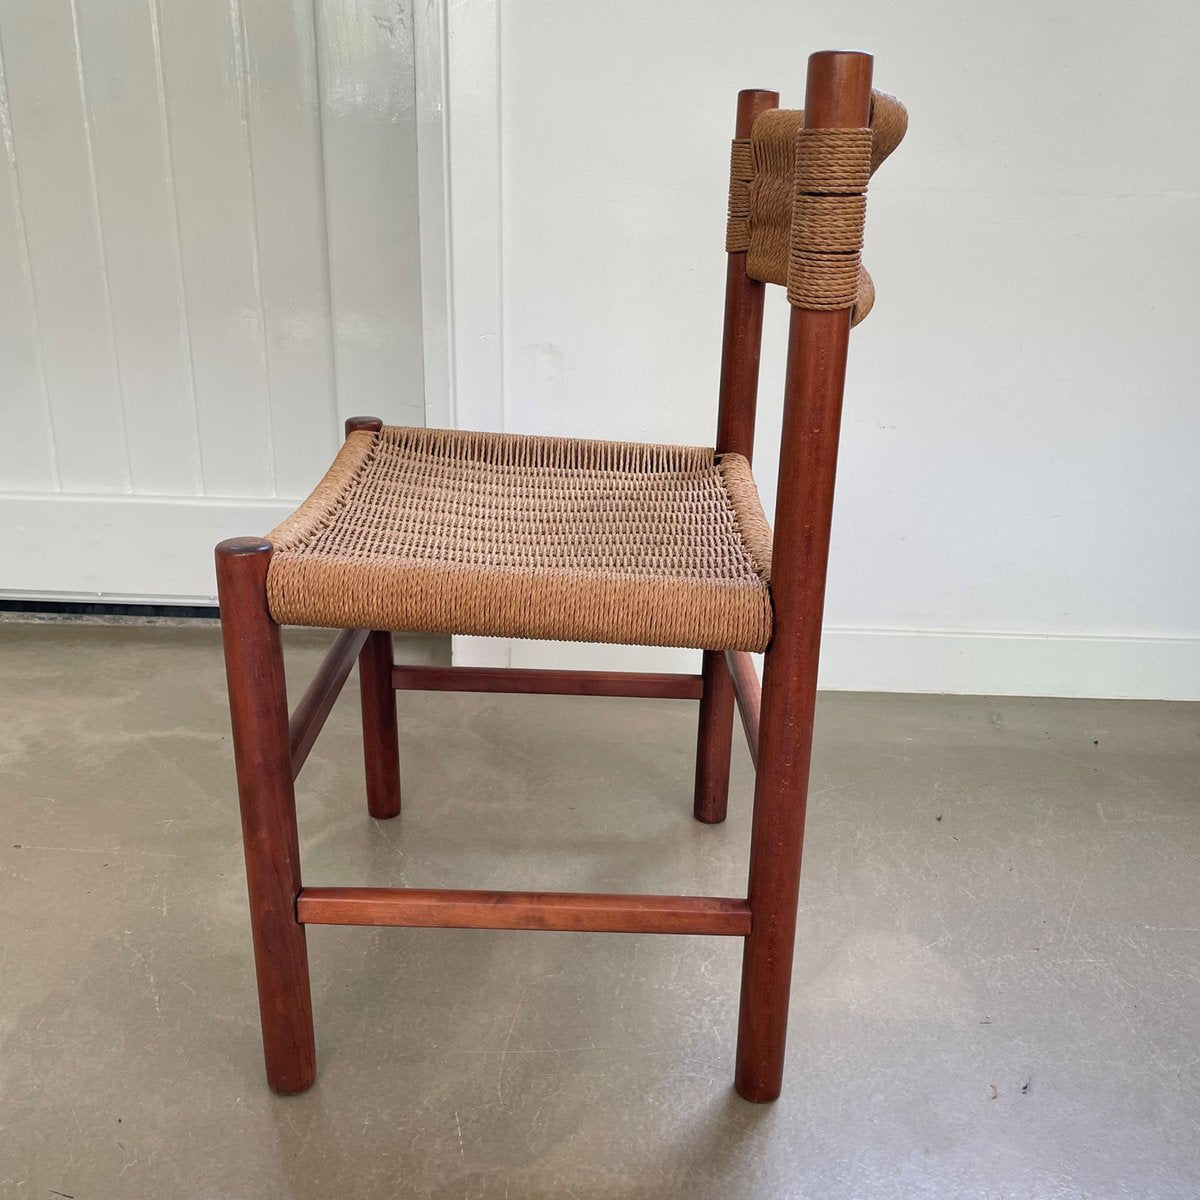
216,50 -> 906,1103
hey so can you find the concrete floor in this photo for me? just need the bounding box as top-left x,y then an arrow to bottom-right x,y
1,623 -> 1197,1200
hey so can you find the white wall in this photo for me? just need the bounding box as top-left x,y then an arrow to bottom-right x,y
453,0 -> 1199,698
0,0 -> 424,602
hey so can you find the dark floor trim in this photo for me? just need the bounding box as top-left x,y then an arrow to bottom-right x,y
0,599 -> 220,620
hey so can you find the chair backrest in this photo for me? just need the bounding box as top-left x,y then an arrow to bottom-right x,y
714,52 -> 907,466
726,90 -> 906,326
713,49 -> 905,683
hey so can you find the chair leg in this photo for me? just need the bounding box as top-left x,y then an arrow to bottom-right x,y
693,649 -> 735,823
216,538 -> 316,1096
359,630 -> 401,819
733,639 -> 815,1102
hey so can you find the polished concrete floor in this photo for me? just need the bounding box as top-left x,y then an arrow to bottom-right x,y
1,622 -> 1197,1199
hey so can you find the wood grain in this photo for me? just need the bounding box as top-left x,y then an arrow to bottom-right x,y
725,650 -> 761,770
391,664 -> 704,700
694,87 -> 778,825
216,536 -> 315,1095
298,887 -> 751,937
287,627 -> 368,780
735,50 -> 874,1104
359,630 -> 401,818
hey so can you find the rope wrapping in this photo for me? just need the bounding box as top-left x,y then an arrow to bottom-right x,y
723,87 -> 907,322
787,127 -> 872,311
725,138 -> 753,251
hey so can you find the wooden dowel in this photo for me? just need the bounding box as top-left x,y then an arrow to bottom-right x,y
725,650 -> 761,769
693,651 -> 737,822
391,664 -> 704,700
694,89 -> 778,825
344,415 -> 383,436
288,628 -> 369,778
735,49 -> 874,1104
359,630 -> 401,818
297,887 -> 751,936
215,537 -> 315,1094
714,87 -> 779,462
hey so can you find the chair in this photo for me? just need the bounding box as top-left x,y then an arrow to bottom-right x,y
216,49 -> 906,1103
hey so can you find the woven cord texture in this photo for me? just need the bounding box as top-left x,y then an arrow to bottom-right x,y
743,109 -> 805,285
723,87 -> 907,320
266,427 -> 774,652
869,91 -> 907,173
725,138 -> 753,251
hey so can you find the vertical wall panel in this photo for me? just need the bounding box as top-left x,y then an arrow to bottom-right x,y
75,0 -> 202,496
154,0 -> 275,498
315,0 -> 425,428
0,39 -> 57,492
0,0 -> 129,493
0,0 -> 428,600
239,0 -> 340,496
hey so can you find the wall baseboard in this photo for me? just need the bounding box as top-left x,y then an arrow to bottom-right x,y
819,627 -> 1199,701
458,629 -> 1200,702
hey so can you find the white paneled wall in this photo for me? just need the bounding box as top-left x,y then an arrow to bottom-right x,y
0,0 -> 423,601
453,1 -> 1200,699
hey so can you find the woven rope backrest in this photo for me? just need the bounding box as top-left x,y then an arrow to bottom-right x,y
725,90 -> 907,325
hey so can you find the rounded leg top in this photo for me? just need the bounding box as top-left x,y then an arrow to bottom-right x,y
216,536 -> 273,559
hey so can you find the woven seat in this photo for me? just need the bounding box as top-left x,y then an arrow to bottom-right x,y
265,425 -> 775,652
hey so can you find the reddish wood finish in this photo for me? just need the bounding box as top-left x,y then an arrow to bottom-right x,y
694,87 -> 779,825
288,628 -> 368,779
734,51 -> 874,1103
219,56 -> 887,1105
694,653 -> 737,823
298,887 -> 751,936
359,630 -> 401,818
215,537 -> 316,1095
344,415 -> 383,436
713,87 -> 778,462
725,650 -> 761,769
392,663 -> 704,700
